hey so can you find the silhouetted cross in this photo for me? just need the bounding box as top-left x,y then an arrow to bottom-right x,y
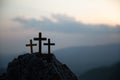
26,39 -> 37,54
44,38 -> 55,54
34,32 -> 47,54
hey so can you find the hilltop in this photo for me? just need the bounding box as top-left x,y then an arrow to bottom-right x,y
0,53 -> 78,80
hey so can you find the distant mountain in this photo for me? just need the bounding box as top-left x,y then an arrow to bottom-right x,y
54,44 -> 120,75
79,62 -> 120,80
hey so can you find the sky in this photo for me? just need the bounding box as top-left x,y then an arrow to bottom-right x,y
0,0 -> 120,57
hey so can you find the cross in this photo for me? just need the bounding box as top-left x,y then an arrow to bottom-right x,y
34,32 -> 47,54
26,39 -> 37,54
44,38 -> 55,54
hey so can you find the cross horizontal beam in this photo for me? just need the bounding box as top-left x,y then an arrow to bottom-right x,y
26,39 -> 37,54
34,32 -> 47,54
44,38 -> 55,54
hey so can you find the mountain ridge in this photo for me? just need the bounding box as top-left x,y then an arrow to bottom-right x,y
79,62 -> 120,80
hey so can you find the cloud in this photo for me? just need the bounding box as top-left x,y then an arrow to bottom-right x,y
2,14 -> 119,50
13,14 -> 120,34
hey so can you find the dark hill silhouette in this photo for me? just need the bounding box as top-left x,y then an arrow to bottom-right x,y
79,62 -> 120,80
0,53 -> 78,80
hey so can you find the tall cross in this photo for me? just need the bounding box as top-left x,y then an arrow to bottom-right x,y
26,39 -> 37,54
44,38 -> 55,54
34,32 -> 47,54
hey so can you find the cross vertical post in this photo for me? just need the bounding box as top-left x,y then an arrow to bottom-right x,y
44,38 -> 55,54
26,39 -> 37,54
34,32 -> 47,54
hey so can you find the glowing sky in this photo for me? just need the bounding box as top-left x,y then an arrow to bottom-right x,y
1,0 -> 120,25
0,0 -> 120,55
